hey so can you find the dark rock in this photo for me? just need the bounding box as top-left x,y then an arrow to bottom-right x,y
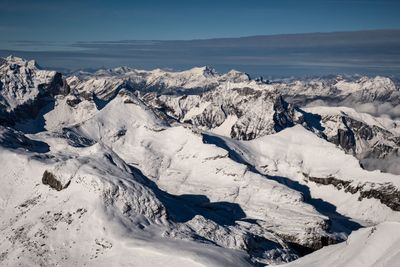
0,58 -> 6,67
277,230 -> 337,252
0,126 -> 49,153
42,171 -> 69,191
232,87 -> 262,98
333,128 -> 356,152
273,95 -> 296,132
60,128 -> 95,147
66,96 -> 81,107
305,173 -> 400,211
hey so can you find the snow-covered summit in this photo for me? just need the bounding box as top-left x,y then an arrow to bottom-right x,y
1,57 -> 400,266
4,55 -> 39,69
0,56 -> 69,124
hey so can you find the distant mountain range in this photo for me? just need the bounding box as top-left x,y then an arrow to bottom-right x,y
1,56 -> 400,266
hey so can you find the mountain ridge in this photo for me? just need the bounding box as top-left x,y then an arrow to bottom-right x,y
1,56 -> 400,266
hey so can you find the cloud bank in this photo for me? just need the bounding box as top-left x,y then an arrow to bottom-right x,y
1,29 -> 400,77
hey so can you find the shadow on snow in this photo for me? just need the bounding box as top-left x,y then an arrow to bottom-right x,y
202,132 -> 362,236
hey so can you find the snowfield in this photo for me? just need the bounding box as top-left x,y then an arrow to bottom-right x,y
1,56 -> 400,266
279,222 -> 400,267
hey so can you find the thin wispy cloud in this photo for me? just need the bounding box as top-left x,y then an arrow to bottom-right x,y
1,30 -> 399,77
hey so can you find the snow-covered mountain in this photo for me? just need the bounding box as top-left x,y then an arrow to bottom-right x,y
1,56 -> 400,267
144,81 -> 400,175
280,222 -> 400,267
0,56 -> 69,125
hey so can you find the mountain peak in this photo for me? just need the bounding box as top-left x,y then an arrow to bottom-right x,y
3,55 -> 39,70
182,66 -> 215,76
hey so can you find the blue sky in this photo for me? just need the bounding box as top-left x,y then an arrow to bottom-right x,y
1,0 -> 399,42
0,0 -> 399,76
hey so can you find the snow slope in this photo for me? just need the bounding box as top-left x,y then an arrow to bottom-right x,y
216,125 -> 400,224
279,222 -> 400,267
0,127 -> 251,267
71,90 -> 336,263
1,56 -> 400,267
1,56 -> 70,110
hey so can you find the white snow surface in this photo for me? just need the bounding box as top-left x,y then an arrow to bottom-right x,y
0,56 -> 58,112
216,125 -> 400,224
279,222 -> 400,267
1,56 -> 400,267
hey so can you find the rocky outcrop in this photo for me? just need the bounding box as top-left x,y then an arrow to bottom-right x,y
61,61 -> 400,176
304,173 -> 400,211
0,126 -> 49,153
332,128 -> 356,152
273,95 -> 297,132
58,128 -> 95,147
3,56 -> 400,267
0,56 -> 70,125
42,170 -> 70,191
355,183 -> 400,211
147,86 -> 308,140
165,214 -> 334,265
277,231 -> 337,252
308,109 -> 400,174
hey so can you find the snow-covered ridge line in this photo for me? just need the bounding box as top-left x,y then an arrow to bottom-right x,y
304,173 -> 400,211
279,222 -> 400,267
1,56 -> 400,266
0,56 -> 70,125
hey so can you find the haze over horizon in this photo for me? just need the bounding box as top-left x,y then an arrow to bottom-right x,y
1,0 -> 400,76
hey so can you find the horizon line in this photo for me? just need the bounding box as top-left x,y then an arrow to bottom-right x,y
3,28 -> 400,44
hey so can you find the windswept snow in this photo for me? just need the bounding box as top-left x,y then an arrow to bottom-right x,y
215,125 -> 400,223
279,222 -> 400,267
1,56 -> 400,267
211,115 -> 238,137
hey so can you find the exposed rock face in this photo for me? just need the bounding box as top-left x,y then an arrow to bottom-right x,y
165,214 -> 310,264
146,86 -> 308,140
65,94 -> 82,107
277,232 -> 337,252
305,174 -> 400,212
2,57 -> 400,266
58,128 -> 96,147
140,85 -> 400,177
42,170 -> 69,191
0,125 -> 49,153
0,56 -> 70,124
333,128 -> 356,152
63,61 -> 400,174
275,75 -> 400,107
273,95 -> 297,132
66,65 -> 223,100
356,184 -> 400,211
306,108 -> 400,173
